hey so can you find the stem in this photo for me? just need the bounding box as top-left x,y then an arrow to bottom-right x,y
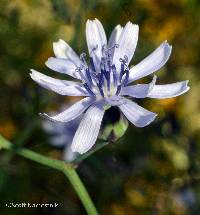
63,168 -> 98,215
0,135 -> 98,215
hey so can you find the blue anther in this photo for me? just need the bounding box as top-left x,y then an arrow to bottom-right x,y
83,83 -> 96,97
98,71 -> 104,87
122,69 -> 129,86
80,52 -> 87,64
85,68 -> 93,85
119,63 -> 125,83
111,65 -> 118,86
75,67 -> 86,82
116,85 -> 122,95
119,55 -> 128,65
124,55 -> 128,63
102,44 -> 107,54
105,71 -> 110,91
90,57 -> 96,73
97,83 -> 104,97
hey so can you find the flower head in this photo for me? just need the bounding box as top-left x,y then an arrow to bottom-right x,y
30,19 -> 190,154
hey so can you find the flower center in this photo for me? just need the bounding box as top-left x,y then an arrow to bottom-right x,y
76,45 -> 130,99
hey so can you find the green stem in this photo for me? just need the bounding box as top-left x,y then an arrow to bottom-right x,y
0,135 -> 98,215
63,169 -> 98,215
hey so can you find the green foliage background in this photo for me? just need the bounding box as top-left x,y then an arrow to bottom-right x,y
0,0 -> 200,214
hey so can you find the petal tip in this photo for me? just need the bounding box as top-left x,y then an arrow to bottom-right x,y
45,57 -> 53,66
30,68 -> 36,73
137,113 -> 157,128
86,19 -> 93,24
29,69 -> 37,79
53,39 -> 65,48
94,18 -> 100,22
182,80 -> 190,92
163,40 -> 172,49
185,80 -> 190,93
39,113 -> 57,122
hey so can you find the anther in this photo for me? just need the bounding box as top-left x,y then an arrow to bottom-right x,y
119,63 -> 125,83
89,57 -> 96,73
80,52 -> 87,65
97,83 -> 104,97
90,45 -> 98,55
98,71 -> 104,87
122,69 -> 129,86
119,55 -> 128,65
76,66 -> 89,84
114,44 -> 119,48
85,68 -> 93,85
116,85 -> 122,95
83,83 -> 96,97
111,65 -> 118,86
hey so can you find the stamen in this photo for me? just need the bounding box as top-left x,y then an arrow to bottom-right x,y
83,83 -> 96,97
114,44 -> 119,48
107,44 -> 119,53
103,44 -> 119,59
97,83 -> 104,97
116,85 -> 121,95
100,57 -> 111,91
119,55 -> 128,65
80,52 -> 87,65
75,67 -> 86,81
105,71 -> 110,91
107,60 -> 112,90
111,65 -> 118,86
119,63 -> 125,83
89,57 -> 96,73
77,44 -> 130,98
90,45 -> 98,55
122,69 -> 129,86
119,55 -> 129,83
101,44 -> 107,55
98,71 -> 104,87
85,68 -> 93,85
124,55 -> 128,63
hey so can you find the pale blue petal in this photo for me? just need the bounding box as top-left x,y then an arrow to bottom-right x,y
118,98 -> 157,127
121,76 -> 157,98
121,84 -> 151,98
30,69 -> 88,96
148,80 -> 190,99
128,41 -> 172,83
108,25 -> 123,48
71,102 -> 105,154
86,18 -> 107,70
53,39 -> 82,66
45,57 -> 81,80
112,22 -> 139,73
108,25 -> 123,59
40,97 -> 95,122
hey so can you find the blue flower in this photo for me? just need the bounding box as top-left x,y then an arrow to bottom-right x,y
30,19 -> 189,154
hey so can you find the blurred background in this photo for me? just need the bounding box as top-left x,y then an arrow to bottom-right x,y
0,0 -> 200,214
